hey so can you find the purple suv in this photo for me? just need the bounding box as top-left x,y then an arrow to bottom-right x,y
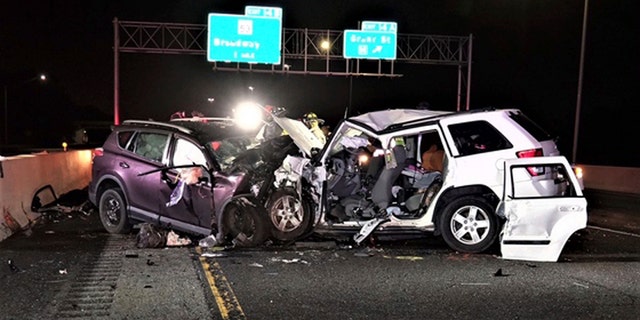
87,119 -> 269,246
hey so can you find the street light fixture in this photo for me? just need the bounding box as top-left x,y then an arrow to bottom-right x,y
320,40 -> 330,51
3,73 -> 47,145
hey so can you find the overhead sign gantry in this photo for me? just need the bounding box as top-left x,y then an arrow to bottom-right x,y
112,7 -> 473,124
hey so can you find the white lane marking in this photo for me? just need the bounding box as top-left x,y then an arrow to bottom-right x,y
587,225 -> 640,238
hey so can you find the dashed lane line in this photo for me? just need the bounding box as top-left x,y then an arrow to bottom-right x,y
196,247 -> 247,320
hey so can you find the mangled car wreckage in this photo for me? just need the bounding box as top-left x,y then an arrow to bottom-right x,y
262,108 -> 587,262
88,108 -> 587,262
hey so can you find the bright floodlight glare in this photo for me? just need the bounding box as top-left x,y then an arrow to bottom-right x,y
320,40 -> 330,50
234,102 -> 263,130
39,74 -> 47,81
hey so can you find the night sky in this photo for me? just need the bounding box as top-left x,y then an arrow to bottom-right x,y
1,0 -> 638,167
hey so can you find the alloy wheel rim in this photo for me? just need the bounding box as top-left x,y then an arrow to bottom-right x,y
450,205 -> 491,245
104,196 -> 121,226
271,195 -> 303,232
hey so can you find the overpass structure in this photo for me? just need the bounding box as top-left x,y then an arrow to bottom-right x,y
112,18 -> 473,124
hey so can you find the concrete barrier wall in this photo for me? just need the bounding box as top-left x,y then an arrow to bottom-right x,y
580,164 -> 640,195
0,152 -> 636,243
0,150 -> 93,241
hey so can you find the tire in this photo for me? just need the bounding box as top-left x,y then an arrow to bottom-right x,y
98,188 -> 132,234
222,200 -> 269,247
439,196 -> 498,253
267,188 -> 313,242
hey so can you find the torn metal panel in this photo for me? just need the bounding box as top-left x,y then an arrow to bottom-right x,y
499,156 -> 588,262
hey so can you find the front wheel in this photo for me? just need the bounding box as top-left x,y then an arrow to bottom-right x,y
221,200 -> 269,247
439,196 -> 498,253
267,188 -> 313,242
98,188 -> 131,234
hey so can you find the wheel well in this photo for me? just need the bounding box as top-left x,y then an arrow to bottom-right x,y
432,184 -> 500,235
96,178 -> 123,203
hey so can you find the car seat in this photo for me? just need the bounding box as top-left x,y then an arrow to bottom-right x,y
371,144 -> 407,212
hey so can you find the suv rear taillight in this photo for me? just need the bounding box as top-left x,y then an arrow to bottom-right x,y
92,148 -> 104,161
516,148 -> 543,176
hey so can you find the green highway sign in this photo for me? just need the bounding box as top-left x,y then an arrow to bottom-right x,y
343,30 -> 397,60
207,8 -> 282,64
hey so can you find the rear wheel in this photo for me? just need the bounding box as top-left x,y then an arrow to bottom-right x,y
267,188 -> 313,242
98,188 -> 131,234
439,196 -> 498,253
222,200 -> 269,247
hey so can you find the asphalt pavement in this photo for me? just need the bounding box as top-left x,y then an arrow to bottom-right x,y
0,188 -> 638,319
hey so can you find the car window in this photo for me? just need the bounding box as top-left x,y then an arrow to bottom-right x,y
172,138 -> 207,167
449,120 -> 512,156
117,131 -> 134,149
508,111 -> 551,142
510,163 -> 577,198
128,132 -> 169,162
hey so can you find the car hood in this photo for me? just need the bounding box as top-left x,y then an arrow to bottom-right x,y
270,115 -> 325,157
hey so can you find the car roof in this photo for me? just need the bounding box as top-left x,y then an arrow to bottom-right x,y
347,109 -> 452,132
346,108 -> 522,134
119,118 -> 241,143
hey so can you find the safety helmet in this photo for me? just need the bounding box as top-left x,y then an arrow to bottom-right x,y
303,112 -> 324,126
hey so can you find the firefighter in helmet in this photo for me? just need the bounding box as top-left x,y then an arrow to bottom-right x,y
302,112 -> 327,144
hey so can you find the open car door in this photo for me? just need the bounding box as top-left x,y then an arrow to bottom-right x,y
498,156 -> 587,262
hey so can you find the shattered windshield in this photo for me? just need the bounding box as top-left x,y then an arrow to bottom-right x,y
174,120 -> 259,172
328,127 -> 368,156
210,136 -> 258,171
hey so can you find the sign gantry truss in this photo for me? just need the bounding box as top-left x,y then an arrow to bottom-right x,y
112,18 -> 473,124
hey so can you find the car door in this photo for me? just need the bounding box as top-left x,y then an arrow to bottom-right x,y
498,156 -> 587,262
160,136 -> 213,235
124,131 -> 171,217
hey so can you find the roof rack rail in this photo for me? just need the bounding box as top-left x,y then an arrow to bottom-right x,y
170,117 -> 235,123
121,120 -> 192,134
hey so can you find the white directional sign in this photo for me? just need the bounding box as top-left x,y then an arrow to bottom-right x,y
361,21 -> 398,33
244,6 -> 283,19
207,7 -> 283,64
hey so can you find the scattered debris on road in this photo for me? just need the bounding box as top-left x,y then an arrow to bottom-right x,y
270,257 -> 309,265
166,230 -> 192,246
199,235 -> 218,248
7,259 -> 20,273
493,268 -> 509,277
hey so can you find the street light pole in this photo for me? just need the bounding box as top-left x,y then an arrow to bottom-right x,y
573,0 -> 589,164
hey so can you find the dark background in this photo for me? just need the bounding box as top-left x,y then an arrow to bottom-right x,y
1,0 -> 638,167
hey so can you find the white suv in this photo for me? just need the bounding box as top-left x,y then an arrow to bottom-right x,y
265,108 -> 587,262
